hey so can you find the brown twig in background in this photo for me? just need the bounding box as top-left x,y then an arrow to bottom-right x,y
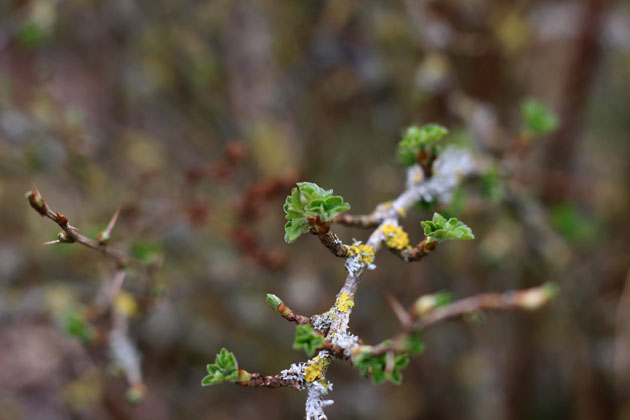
333,213 -> 381,229
26,185 -> 147,270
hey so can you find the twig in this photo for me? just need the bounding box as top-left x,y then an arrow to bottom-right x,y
308,216 -> 349,258
355,284 -> 557,357
266,294 -> 315,325
333,213 -> 381,229
237,373 -> 301,389
26,185 -> 146,270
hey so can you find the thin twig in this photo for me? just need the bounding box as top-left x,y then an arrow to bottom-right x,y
26,185 -> 147,270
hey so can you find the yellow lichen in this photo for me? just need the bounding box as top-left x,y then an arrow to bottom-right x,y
304,354 -> 330,382
381,223 -> 412,250
336,292 -> 355,313
397,207 -> 407,218
346,243 -> 375,265
113,291 -> 138,317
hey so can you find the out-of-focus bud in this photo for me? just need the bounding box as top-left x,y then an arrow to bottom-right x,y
519,283 -> 558,310
125,383 -> 147,404
412,291 -> 452,317
26,190 -> 48,216
58,231 -> 74,243
97,231 -> 110,246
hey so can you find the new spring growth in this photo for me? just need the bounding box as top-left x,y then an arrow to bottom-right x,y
283,182 -> 350,243
125,384 -> 147,404
397,124 -> 448,170
97,207 -> 120,246
520,99 -> 558,138
266,293 -> 291,317
520,283 -> 558,310
421,213 -> 474,245
202,348 -> 252,386
44,231 -> 75,245
413,291 -> 453,317
293,325 -> 325,357
25,187 -> 48,216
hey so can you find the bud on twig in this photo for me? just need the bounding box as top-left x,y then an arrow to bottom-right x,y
25,189 -> 48,216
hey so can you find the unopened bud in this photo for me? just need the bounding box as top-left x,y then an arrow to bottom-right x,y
97,231 -> 110,245
58,231 -> 74,243
266,293 -> 282,310
25,190 -> 48,216
520,283 -> 558,310
125,383 -> 147,404
413,291 -> 451,317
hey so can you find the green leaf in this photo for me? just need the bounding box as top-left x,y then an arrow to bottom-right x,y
17,22 -> 50,48
283,182 -> 350,243
353,351 -> 410,385
550,203 -> 601,244
521,99 -> 558,136
62,308 -> 95,343
397,124 -> 449,167
129,240 -> 162,263
293,325 -> 325,357
201,348 -> 240,386
421,212 -> 474,243
403,333 -> 425,356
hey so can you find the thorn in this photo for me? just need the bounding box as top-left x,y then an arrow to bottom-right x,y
42,239 -> 61,245
31,182 -> 40,196
105,207 -> 121,235
382,290 -> 412,330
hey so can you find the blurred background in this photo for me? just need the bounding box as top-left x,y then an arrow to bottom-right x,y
0,0 -> 628,419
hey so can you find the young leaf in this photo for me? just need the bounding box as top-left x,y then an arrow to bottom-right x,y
403,333 -> 425,356
397,124 -> 449,167
421,212 -> 474,244
62,308 -> 95,343
521,99 -> 558,136
293,325 -> 325,357
202,348 -> 240,386
353,351 -> 410,385
283,182 -> 350,243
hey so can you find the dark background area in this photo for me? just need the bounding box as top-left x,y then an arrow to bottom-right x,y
0,0 -> 628,419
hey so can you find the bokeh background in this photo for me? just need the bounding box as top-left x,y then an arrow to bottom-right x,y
0,0 -> 628,419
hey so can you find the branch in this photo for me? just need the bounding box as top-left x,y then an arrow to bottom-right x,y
333,213 -> 381,229
237,373 -> 301,390
361,284 -> 558,357
415,283 -> 558,329
307,216 -> 349,258
395,238 -> 438,262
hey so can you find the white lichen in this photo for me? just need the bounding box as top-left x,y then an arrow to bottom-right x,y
312,310 -> 335,331
108,329 -> 142,385
305,379 -> 334,420
331,331 -> 360,357
412,146 -> 476,204
279,362 -> 306,390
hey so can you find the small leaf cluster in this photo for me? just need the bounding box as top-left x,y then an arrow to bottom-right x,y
353,351 -> 410,385
421,212 -> 474,244
202,348 -> 242,386
402,333 -> 425,356
397,124 -> 448,167
521,99 -> 558,136
62,308 -> 95,343
293,325 -> 325,357
283,182 -> 350,243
